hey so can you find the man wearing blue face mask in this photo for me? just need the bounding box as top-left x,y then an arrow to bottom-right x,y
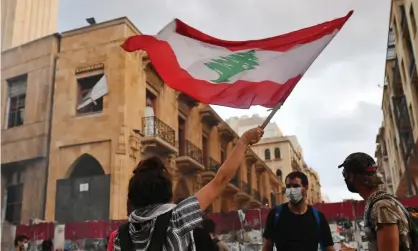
262,171 -> 334,251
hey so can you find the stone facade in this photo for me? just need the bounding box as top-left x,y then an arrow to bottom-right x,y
1,0 -> 58,51
375,0 -> 418,197
1,34 -> 60,248
42,18 -> 283,220
0,17 -> 283,228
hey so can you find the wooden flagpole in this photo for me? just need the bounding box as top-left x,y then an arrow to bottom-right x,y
260,102 -> 283,129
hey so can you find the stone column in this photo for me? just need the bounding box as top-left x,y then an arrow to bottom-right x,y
167,153 -> 181,192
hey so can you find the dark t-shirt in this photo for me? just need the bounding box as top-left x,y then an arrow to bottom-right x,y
263,203 -> 334,251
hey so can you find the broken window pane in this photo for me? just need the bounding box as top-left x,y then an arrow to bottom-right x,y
76,73 -> 107,114
7,74 -> 27,128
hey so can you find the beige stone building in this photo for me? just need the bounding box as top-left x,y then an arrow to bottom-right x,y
1,34 -> 60,247
1,0 -> 58,50
1,17 -> 284,230
227,115 -> 322,204
375,0 -> 418,197
305,168 -> 322,204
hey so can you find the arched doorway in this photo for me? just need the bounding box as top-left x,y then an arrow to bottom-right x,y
55,154 -> 110,223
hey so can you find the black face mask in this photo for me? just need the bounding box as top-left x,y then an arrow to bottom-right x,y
344,178 -> 358,193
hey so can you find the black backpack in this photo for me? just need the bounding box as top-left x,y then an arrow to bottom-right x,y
192,228 -> 219,251
118,210 -> 172,251
366,194 -> 418,251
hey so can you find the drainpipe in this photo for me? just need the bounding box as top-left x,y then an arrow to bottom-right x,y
41,33 -> 61,220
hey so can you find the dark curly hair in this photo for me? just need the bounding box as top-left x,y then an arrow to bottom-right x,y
128,156 -> 173,208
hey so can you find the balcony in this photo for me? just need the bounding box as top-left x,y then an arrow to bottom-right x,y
242,181 -> 251,194
200,106 -> 220,127
392,96 -> 414,160
253,190 -> 261,202
141,116 -> 177,154
201,157 -> 220,182
227,176 -> 240,193
255,161 -> 267,172
176,140 -> 204,173
234,181 -> 251,202
218,123 -> 235,142
178,92 -> 199,107
245,151 -> 258,165
291,158 -> 301,171
249,189 -> 262,208
386,29 -> 395,61
392,61 -> 403,95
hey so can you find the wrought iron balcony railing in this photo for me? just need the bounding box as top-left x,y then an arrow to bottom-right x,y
253,189 -> 261,202
241,181 -> 251,194
142,116 -> 175,146
392,96 -> 414,160
230,176 -> 239,187
392,61 -> 403,95
185,140 -> 203,164
204,157 -> 220,173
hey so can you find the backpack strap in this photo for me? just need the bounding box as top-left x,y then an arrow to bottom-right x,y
312,207 -> 325,251
148,210 -> 173,251
366,194 -> 412,232
118,210 -> 173,251
273,204 -> 283,229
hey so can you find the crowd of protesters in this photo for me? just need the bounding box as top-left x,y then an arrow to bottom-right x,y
16,127 -> 415,251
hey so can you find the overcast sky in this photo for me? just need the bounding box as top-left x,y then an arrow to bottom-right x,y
58,0 -> 390,202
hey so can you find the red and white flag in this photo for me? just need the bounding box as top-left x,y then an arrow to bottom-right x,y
122,11 -> 353,108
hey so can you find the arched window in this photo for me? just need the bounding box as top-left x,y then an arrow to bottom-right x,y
276,169 -> 282,181
274,148 -> 281,159
264,149 -> 271,160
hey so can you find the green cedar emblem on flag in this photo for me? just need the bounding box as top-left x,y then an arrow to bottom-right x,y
204,50 -> 259,83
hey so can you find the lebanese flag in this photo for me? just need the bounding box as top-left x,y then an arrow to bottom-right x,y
122,11 -> 353,108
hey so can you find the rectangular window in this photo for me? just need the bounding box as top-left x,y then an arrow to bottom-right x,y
410,5 -> 417,36
5,183 -> 23,224
76,70 -> 107,115
6,74 -> 28,129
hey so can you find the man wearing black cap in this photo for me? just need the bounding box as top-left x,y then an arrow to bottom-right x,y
338,152 -> 411,251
